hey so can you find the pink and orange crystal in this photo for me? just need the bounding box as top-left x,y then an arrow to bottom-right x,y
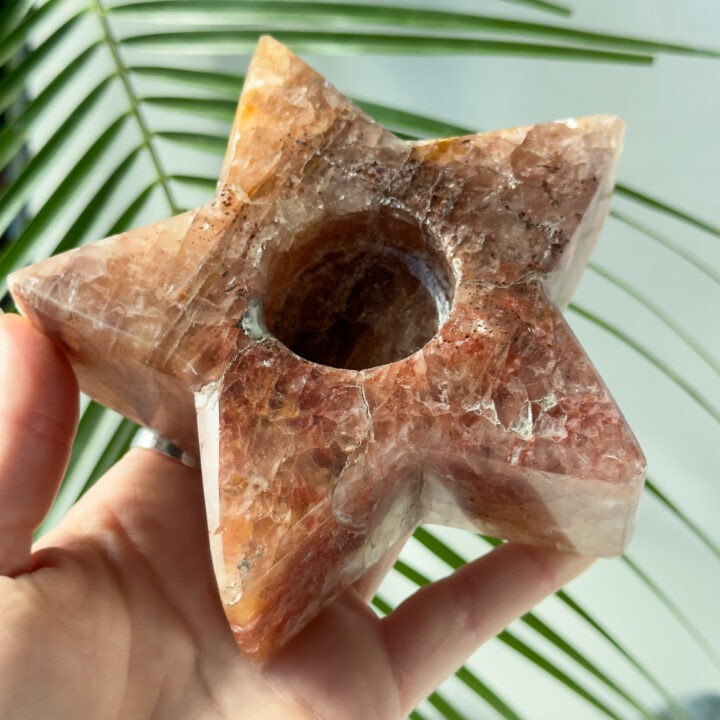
9,38 -> 646,658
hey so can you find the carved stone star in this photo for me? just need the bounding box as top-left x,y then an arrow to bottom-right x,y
10,37 -> 645,657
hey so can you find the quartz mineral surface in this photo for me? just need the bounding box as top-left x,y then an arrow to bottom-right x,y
9,37 -> 646,658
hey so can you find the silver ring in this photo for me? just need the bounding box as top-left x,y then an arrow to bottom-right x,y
132,428 -> 200,469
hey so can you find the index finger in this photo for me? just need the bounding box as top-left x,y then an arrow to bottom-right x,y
381,541 -> 593,714
0,314 -> 79,575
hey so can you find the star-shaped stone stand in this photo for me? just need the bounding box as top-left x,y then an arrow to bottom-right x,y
10,37 -> 645,658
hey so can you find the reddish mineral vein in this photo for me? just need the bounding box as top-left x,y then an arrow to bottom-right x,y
9,37 -> 646,658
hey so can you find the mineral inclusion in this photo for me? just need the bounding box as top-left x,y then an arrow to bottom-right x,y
9,37 -> 646,658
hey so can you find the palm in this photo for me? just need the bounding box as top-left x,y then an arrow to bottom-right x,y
0,315 -> 590,719
22,450 -> 401,720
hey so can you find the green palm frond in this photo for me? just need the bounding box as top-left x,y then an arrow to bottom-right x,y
107,1 -> 719,59
2,2 -> 718,718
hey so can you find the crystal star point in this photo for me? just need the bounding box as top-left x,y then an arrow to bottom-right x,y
9,36 -> 646,658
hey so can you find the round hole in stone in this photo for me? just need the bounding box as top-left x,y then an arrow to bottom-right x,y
263,209 -> 455,371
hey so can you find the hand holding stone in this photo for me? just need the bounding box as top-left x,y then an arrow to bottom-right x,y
0,314 -> 591,719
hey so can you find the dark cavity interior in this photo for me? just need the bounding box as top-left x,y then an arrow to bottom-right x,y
264,210 -> 454,371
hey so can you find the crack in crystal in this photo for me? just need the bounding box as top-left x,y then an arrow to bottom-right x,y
359,375 -> 374,443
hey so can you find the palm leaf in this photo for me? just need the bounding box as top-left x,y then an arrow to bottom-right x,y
108,1 -> 720,59
119,28 -> 654,63
2,2 -> 718,718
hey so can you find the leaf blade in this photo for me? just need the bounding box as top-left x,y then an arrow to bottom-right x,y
610,210 -> 720,285
554,589 -> 691,720
0,75 -> 116,240
141,94 -> 236,121
622,555 -> 720,671
131,64 -> 244,96
568,303 -> 720,424
107,182 -> 158,235
108,1 -> 718,58
615,184 -> 720,238
589,261 -> 720,376
120,29 -> 654,64
0,113 -> 132,293
155,130 -> 228,154
644,478 -> 720,561
0,42 -> 102,171
0,0 -> 36,42
0,11 -> 87,114
0,0 -> 69,67
54,146 -> 144,253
